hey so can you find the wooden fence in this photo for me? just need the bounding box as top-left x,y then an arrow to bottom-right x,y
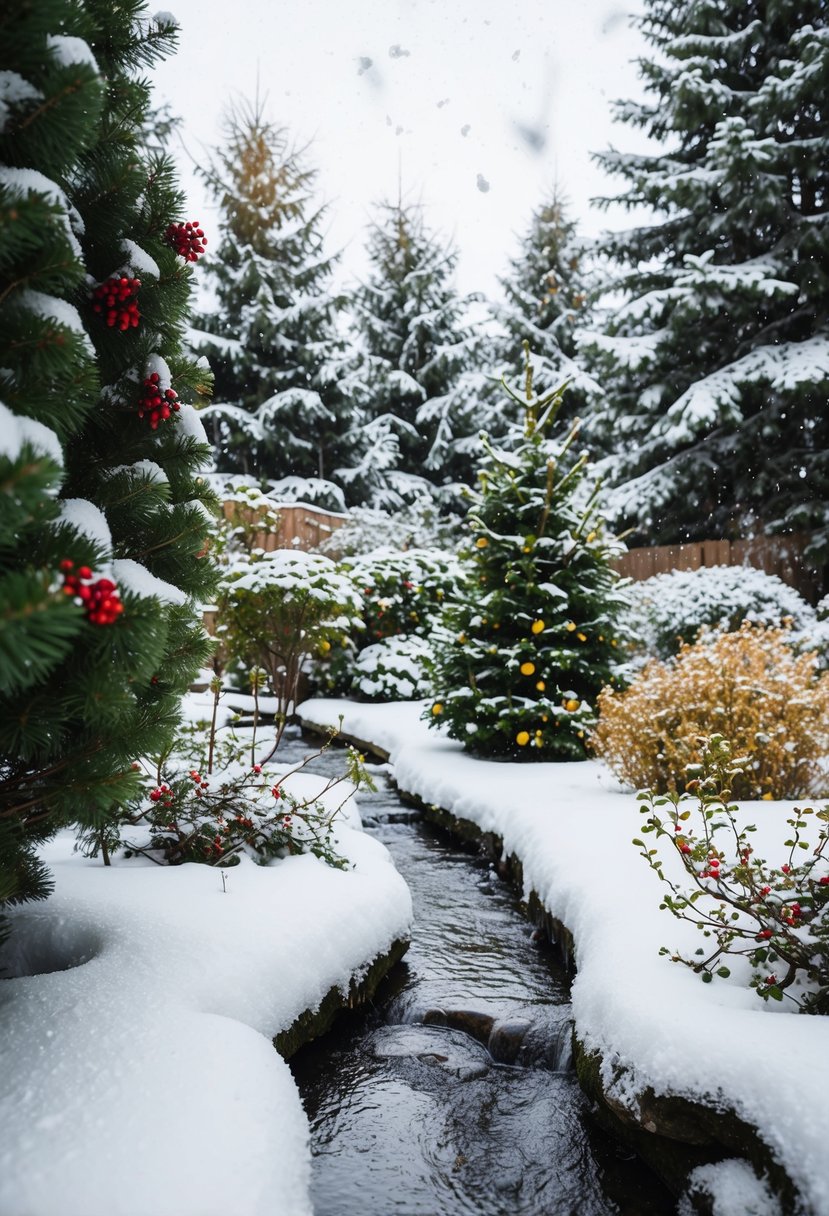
222,500 -> 349,556
612,534 -> 824,603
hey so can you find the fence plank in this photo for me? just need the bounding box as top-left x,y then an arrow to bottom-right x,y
612,533 -> 823,602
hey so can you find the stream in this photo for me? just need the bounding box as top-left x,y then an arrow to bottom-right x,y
284,729 -> 676,1215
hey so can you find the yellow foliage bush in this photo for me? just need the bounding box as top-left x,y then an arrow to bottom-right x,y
592,623 -> 829,799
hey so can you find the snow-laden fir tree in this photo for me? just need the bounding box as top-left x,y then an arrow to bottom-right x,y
486,189 -> 600,426
427,346 -> 629,761
0,0 -> 216,928
580,0 -> 829,553
339,199 -> 478,509
193,101 -> 351,508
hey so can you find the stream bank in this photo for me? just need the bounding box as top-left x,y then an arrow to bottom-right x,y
285,728 -> 675,1215
297,705 -> 805,1213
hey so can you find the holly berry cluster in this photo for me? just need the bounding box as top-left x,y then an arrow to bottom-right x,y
60,559 -> 123,625
91,275 -> 141,330
635,734 -> 829,1013
165,220 -> 207,262
137,371 -> 180,429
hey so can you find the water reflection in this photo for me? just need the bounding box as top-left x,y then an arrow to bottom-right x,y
287,735 -> 674,1216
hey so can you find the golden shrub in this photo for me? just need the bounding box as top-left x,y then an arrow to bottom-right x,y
592,622 -> 829,798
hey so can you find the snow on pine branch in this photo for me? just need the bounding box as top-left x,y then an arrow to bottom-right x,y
56,498 -> 112,555
0,401 -> 63,467
0,167 -> 84,259
658,335 -> 829,448
111,558 -> 186,605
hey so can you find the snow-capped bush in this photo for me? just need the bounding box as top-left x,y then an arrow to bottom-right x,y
219,549 -> 363,741
637,734 -> 829,1014
352,635 -> 434,701
622,565 -> 817,661
308,546 -> 462,698
346,547 -> 464,644
319,497 -> 459,557
593,623 -> 829,799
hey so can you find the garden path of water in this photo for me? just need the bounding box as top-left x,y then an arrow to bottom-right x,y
285,731 -> 675,1216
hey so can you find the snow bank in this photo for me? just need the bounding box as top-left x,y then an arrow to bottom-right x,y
298,698 -> 829,1216
0,763 -> 412,1216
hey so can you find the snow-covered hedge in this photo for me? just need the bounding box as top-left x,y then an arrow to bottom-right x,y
351,635 -> 435,701
309,547 -> 462,700
621,565 -> 825,661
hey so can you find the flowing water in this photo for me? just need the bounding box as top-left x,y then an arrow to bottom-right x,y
284,731 -> 676,1216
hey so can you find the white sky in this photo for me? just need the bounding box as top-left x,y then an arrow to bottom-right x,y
154,0 -> 653,300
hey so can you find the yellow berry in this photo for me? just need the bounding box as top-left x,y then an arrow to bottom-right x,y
319,639 -> 331,653
458,633 -> 467,644
586,530 -> 596,543
761,792 -> 773,801
520,661 -> 536,676
535,680 -> 546,692
564,698 -> 580,712
611,639 -> 617,647
476,537 -> 489,549
578,730 -> 585,738
432,703 -> 443,716
531,619 -> 545,634
577,632 -> 587,642
565,621 -> 576,632
541,714 -> 548,723
516,730 -> 530,746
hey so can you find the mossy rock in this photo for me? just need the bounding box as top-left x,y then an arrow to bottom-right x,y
573,1036 -> 798,1209
274,937 -> 409,1059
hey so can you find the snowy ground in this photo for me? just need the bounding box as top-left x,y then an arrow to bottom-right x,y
299,698 -> 829,1216
0,736 -> 412,1216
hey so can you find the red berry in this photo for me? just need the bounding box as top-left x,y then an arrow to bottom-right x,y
165,220 -> 207,262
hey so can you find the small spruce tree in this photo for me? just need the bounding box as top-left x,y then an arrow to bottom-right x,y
488,189 -> 599,421
427,347 -> 628,761
340,199 -> 477,507
194,101 -> 350,506
0,0 -> 216,928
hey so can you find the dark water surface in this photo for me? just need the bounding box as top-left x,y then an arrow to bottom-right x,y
285,732 -> 675,1216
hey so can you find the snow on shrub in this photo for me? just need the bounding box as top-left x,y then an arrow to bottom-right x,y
130,721 -> 372,870
219,549 -> 363,746
636,735 -> 829,1014
593,623 -> 829,799
352,635 -> 434,701
621,565 -> 817,661
346,547 -> 464,644
309,547 -> 462,698
318,497 -> 458,556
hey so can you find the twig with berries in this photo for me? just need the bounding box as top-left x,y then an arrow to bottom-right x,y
634,734 -> 829,1012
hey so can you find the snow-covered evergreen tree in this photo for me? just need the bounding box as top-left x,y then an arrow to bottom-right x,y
0,0 -> 215,926
488,189 -> 599,421
427,348 -> 628,761
193,102 -> 350,508
339,199 -> 477,508
581,0 -> 829,554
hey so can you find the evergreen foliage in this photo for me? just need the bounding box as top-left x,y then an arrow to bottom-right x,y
0,0 -> 216,929
340,199 -> 477,508
581,0 -> 829,553
194,102 -> 350,506
488,189 -> 599,423
427,348 -> 629,761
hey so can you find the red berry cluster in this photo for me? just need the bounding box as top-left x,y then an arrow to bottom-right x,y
150,783 -> 173,805
91,276 -> 141,330
60,559 -> 123,625
138,372 -> 180,429
189,769 -> 209,799
165,220 -> 207,262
